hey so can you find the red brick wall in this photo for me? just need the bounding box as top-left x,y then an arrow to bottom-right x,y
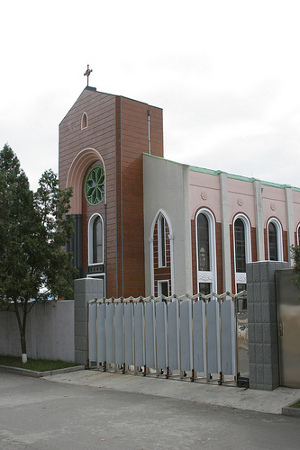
120,97 -> 163,297
59,89 -> 118,296
251,227 -> 257,262
230,224 -> 235,292
59,90 -> 116,191
283,230 -> 288,261
59,89 -> 163,299
191,219 -> 197,294
215,222 -> 223,293
264,228 -> 268,260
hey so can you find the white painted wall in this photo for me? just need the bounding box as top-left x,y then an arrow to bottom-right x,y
143,154 -> 193,296
0,300 -> 74,361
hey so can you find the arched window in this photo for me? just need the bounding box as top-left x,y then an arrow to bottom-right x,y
196,209 -> 217,294
81,112 -> 88,130
297,223 -> 300,245
88,214 -> 104,265
233,214 -> 251,293
158,214 -> 166,267
268,222 -> 277,261
267,218 -> 283,261
197,213 -> 210,271
234,219 -> 246,273
149,210 -> 174,296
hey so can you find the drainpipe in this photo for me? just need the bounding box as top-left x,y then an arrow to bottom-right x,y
147,110 -> 151,155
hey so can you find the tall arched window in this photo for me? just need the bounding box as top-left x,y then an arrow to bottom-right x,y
196,209 -> 217,294
197,213 -> 210,272
233,214 -> 251,293
234,219 -> 246,273
88,214 -> 104,265
268,222 -> 277,261
158,214 -> 166,267
149,210 -> 174,296
267,218 -> 283,261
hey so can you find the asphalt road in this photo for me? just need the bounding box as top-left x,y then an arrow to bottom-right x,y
0,371 -> 299,450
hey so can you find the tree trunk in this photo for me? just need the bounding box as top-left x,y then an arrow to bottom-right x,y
14,301 -> 27,362
20,331 -> 27,355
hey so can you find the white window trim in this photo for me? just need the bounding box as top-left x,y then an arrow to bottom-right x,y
81,112 -> 88,130
195,208 -> 217,293
149,209 -> 174,296
158,214 -> 166,268
233,213 -> 252,291
296,223 -> 300,245
157,280 -> 169,297
267,217 -> 283,261
88,213 -> 104,266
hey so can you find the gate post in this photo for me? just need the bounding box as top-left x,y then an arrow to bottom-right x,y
246,261 -> 288,390
74,278 -> 104,365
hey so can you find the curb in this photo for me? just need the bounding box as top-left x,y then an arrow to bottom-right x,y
282,403 -> 300,418
0,364 -> 85,378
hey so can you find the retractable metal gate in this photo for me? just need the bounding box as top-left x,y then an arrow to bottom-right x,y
88,292 -> 247,384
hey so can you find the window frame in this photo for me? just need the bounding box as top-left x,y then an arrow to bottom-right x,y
195,208 -> 217,294
296,223 -> 300,245
81,112 -> 88,130
88,213 -> 104,266
158,214 -> 167,268
233,213 -> 252,291
149,209 -> 174,296
158,280 -> 169,297
267,217 -> 283,261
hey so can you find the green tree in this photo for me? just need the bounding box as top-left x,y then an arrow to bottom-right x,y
0,144 -> 76,362
291,244 -> 300,290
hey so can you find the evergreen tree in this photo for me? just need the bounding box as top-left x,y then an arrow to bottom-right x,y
0,144 -> 76,361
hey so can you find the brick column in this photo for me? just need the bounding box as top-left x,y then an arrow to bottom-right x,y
74,278 -> 104,364
246,261 -> 288,390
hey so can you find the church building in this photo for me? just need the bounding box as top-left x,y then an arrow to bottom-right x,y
59,85 -> 300,299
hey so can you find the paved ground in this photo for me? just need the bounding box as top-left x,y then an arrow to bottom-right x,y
0,370 -> 299,449
46,369 -> 300,415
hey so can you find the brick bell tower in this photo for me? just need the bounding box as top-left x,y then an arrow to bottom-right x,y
59,82 -> 164,298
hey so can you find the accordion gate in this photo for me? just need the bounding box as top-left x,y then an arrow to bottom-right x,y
88,292 -> 247,384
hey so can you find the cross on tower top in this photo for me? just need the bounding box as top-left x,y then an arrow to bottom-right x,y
84,64 -> 93,87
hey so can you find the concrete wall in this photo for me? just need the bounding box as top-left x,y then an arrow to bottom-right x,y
0,300 -> 75,361
74,278 -> 104,364
143,154 -> 192,296
246,261 -> 288,390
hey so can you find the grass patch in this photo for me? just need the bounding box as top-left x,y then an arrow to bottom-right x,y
0,354 -> 79,372
291,400 -> 300,408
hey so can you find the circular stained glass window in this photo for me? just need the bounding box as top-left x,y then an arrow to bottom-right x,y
84,166 -> 105,205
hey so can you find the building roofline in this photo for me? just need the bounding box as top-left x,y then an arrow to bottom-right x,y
190,164 -> 300,190
59,86 -> 163,126
144,154 -> 300,191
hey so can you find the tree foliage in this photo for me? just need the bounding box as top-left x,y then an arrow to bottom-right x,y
290,244 -> 300,290
0,144 -> 76,357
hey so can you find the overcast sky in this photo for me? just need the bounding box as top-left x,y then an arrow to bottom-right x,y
1,0 -> 300,190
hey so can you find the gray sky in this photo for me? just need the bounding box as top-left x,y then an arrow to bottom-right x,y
1,0 -> 300,190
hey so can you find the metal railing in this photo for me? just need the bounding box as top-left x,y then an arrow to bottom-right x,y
88,291 -> 247,385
